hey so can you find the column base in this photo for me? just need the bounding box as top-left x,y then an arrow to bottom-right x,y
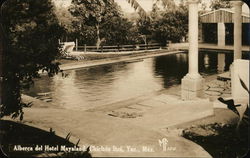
181,74 -> 205,100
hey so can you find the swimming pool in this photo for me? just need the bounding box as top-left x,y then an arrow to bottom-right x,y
24,51 -> 235,110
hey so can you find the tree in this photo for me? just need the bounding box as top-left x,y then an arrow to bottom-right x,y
127,0 -> 176,17
135,3 -> 162,44
69,0 -> 122,48
54,5 -> 77,42
209,0 -> 231,10
69,0 -> 140,46
0,1 -> 6,117
152,8 -> 188,44
136,0 -> 188,44
126,0 -> 147,18
100,16 -> 139,45
67,0 -> 177,46
0,0 -> 64,118
136,17 -> 152,44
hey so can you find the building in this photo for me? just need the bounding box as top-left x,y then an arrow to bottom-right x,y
199,8 -> 250,46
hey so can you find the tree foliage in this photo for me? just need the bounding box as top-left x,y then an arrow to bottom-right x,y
100,17 -> 140,45
209,0 -> 232,10
154,10 -> 188,43
126,0 -> 147,18
1,0 -> 64,118
54,5 -> 77,39
63,0 -> 188,46
68,0 -> 138,46
126,0 -> 175,18
69,0 -> 119,47
136,1 -> 188,44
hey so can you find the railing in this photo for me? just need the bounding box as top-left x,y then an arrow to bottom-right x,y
76,43 -> 166,53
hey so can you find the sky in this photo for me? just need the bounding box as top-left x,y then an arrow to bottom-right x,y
53,0 -> 249,13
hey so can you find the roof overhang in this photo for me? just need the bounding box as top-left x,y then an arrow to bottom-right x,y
200,8 -> 250,23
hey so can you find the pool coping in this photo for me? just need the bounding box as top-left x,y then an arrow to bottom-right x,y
59,50 -> 184,71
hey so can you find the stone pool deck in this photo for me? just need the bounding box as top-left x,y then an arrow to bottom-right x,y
3,73 -> 233,157
59,50 -> 183,71
18,96 -> 212,157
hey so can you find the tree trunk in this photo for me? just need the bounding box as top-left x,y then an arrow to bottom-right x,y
96,23 -> 101,50
0,1 -> 5,105
143,36 -> 147,45
0,26 -> 3,105
142,35 -> 147,49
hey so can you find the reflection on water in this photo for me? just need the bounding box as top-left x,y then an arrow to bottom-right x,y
154,53 -> 188,88
217,53 -> 226,72
24,52 -> 236,110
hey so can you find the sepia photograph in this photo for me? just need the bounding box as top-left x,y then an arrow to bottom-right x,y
0,0 -> 249,157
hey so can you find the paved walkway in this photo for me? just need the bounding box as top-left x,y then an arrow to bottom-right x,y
198,43 -> 250,52
204,73 -> 232,108
169,43 -> 250,52
21,106 -> 211,157
92,95 -> 213,129
59,50 -> 183,71
19,91 -> 213,157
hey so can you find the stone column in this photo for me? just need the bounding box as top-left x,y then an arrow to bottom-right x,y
199,23 -> 203,43
181,0 -> 204,100
230,1 -> 244,99
217,23 -> 225,46
232,1 -> 243,60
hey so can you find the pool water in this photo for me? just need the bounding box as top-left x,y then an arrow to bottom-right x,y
24,51 -> 235,110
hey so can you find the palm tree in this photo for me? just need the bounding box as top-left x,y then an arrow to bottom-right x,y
125,0 -> 177,44
126,0 -> 176,17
